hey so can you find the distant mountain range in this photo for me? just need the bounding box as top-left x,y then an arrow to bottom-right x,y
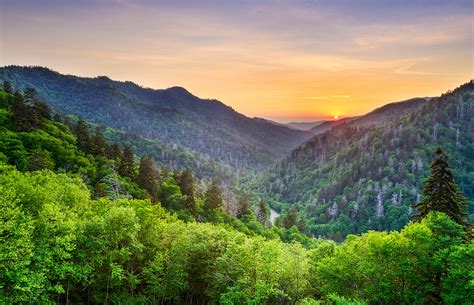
285,121 -> 324,131
0,66 -> 312,171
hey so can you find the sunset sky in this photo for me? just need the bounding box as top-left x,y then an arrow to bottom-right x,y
1,0 -> 472,122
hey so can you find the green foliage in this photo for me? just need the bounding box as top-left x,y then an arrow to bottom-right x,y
413,147 -> 469,228
252,82 -> 474,239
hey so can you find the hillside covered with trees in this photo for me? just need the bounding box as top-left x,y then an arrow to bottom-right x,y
247,81 -> 474,240
0,66 -> 312,170
0,75 -> 472,304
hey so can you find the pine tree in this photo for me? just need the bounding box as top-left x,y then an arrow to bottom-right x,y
119,144 -> 135,178
107,142 -> 122,160
412,147 -> 468,228
74,117 -> 91,153
255,199 -> 269,224
137,156 -> 159,201
178,169 -> 196,215
11,91 -> 31,131
92,127 -> 107,156
204,179 -> 223,211
2,81 -> 13,94
236,192 -> 251,219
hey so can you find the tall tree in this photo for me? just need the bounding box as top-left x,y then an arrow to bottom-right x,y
74,117 -> 91,153
92,127 -> 107,156
412,147 -> 468,228
255,199 -> 269,224
2,80 -> 13,94
137,156 -> 159,201
178,169 -> 196,215
107,142 -> 122,160
236,192 -> 251,219
11,91 -> 31,131
204,179 -> 223,211
119,144 -> 135,178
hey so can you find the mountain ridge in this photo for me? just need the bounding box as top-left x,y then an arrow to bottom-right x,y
0,65 -> 313,170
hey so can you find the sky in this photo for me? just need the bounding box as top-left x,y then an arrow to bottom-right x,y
0,0 -> 473,122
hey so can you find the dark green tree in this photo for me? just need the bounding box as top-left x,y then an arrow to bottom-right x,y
119,144 -> 135,178
74,117 -> 91,153
204,179 -> 223,211
137,156 -> 159,201
256,199 -> 269,224
412,148 -> 469,228
92,127 -> 107,156
178,169 -> 196,215
23,87 -> 38,105
107,142 -> 122,160
2,80 -> 13,94
27,149 -> 54,171
236,192 -> 251,219
11,91 -> 31,131
282,206 -> 298,229
32,100 -> 51,121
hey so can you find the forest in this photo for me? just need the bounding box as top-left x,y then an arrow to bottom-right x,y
0,81 -> 472,304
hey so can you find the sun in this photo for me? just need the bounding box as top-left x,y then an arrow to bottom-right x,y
334,115 -> 339,119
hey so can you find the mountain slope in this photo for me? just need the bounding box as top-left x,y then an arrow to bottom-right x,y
286,121 -> 323,131
253,81 -> 474,239
0,66 -> 312,170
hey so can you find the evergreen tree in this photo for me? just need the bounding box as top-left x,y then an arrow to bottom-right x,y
107,142 -> 122,160
178,169 -> 196,215
119,144 -> 135,178
11,91 -> 31,131
137,156 -> 159,201
282,206 -> 298,229
236,192 -> 251,219
23,87 -> 38,105
412,147 -> 469,228
2,80 -> 13,94
32,100 -> 51,121
204,179 -> 223,211
92,127 -> 107,156
74,117 -> 91,153
256,199 -> 269,224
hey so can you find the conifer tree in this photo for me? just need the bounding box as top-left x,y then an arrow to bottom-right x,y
2,80 -> 13,94
119,144 -> 135,178
137,156 -> 159,201
11,91 -> 31,131
236,192 -> 251,219
92,127 -> 107,156
412,147 -> 468,228
204,179 -> 223,211
256,199 -> 269,224
107,142 -> 122,160
74,117 -> 91,153
178,169 -> 197,215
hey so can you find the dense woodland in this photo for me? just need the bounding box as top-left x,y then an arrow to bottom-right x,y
0,66 -> 311,171
0,76 -> 473,304
248,82 -> 474,240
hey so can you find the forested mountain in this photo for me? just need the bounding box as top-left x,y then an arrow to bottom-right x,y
0,77 -> 472,304
251,81 -> 474,240
308,117 -> 355,135
286,121 -> 324,131
0,66 -> 312,170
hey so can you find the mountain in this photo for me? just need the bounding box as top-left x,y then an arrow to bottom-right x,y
252,81 -> 474,240
309,117 -> 355,135
0,66 -> 312,170
286,121 -> 324,131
